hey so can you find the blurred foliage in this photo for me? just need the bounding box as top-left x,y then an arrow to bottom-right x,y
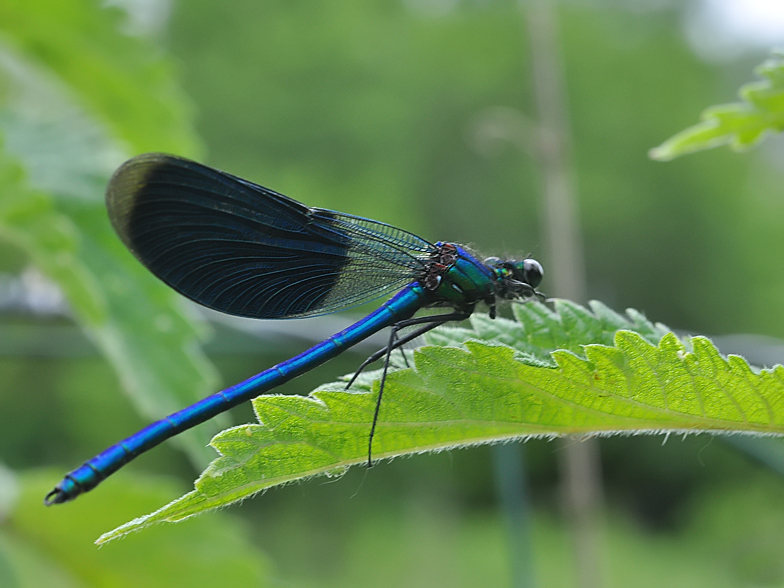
0,0 -> 223,462
0,0 -> 201,156
1,470 -> 270,587
0,0 -> 271,584
651,52 -> 784,160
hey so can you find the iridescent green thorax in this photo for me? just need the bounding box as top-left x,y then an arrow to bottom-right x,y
419,243 -> 543,318
420,243 -> 496,314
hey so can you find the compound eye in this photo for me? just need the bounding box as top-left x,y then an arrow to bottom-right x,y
521,258 -> 543,288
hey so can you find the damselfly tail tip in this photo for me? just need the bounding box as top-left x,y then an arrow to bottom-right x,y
44,487 -> 67,506
44,477 -> 79,506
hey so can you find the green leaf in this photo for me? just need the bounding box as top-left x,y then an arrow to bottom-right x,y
429,299 -> 671,365
98,300 -> 784,542
2,470 -> 272,588
0,42 -> 222,464
0,0 -> 201,156
0,150 -> 221,464
650,53 -> 784,160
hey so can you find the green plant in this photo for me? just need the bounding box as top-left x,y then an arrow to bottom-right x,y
651,52 -> 784,160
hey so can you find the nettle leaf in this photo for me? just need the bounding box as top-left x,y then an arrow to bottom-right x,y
98,301 -> 784,543
650,53 -> 784,160
429,299 -> 671,365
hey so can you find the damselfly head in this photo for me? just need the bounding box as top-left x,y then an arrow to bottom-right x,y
518,258 -> 544,289
485,257 -> 543,288
485,256 -> 544,300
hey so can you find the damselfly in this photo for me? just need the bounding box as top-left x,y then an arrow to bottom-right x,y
46,154 -> 543,505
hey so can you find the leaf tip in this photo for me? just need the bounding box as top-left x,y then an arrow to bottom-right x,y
648,144 -> 674,161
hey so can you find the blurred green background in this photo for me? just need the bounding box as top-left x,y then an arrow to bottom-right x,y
2,0 -> 784,586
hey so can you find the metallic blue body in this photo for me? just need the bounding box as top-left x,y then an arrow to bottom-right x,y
51,284 -> 431,501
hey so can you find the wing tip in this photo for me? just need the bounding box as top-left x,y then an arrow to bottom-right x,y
106,154 -> 191,246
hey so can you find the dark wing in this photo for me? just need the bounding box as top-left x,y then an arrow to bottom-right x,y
106,153 -> 435,318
